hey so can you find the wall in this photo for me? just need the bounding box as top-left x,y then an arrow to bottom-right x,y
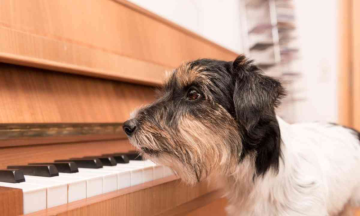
292,0 -> 338,123
126,0 -> 244,54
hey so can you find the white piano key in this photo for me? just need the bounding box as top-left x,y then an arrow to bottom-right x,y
141,160 -> 164,179
130,161 -> 158,183
130,168 -> 143,186
101,167 -> 133,189
141,167 -> 152,183
107,164 -> 144,186
152,166 -> 163,180
115,161 -> 155,184
24,176 -> 67,208
60,172 -> 103,198
146,160 -> 156,166
146,163 -> 164,180
26,175 -> 88,203
163,166 -> 174,177
0,182 -> 46,214
116,169 -> 132,189
66,179 -> 87,202
78,168 -> 118,193
85,176 -> 103,197
144,160 -> 174,179
52,175 -> 87,202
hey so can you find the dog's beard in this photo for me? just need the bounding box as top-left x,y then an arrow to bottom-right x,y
129,107 -> 242,185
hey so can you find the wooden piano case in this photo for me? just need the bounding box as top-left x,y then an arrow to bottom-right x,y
0,0 -> 237,215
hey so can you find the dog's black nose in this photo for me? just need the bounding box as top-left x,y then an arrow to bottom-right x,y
123,119 -> 137,136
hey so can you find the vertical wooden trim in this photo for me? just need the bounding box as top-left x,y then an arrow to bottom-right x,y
338,0 -> 353,127
0,187 -> 23,216
352,0 -> 360,130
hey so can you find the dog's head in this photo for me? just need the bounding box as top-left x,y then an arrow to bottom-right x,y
123,55 -> 285,184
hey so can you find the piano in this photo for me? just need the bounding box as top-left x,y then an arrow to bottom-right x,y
0,0 -> 236,215
1,151 -> 177,214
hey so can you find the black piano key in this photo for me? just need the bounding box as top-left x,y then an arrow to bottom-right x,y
83,156 -> 117,166
106,151 -> 143,161
0,169 -> 25,183
55,158 -> 103,169
7,165 -> 59,177
102,153 -> 129,164
124,152 -> 143,161
29,162 -> 78,173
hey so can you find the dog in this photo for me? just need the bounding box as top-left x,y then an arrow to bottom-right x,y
123,55 -> 360,216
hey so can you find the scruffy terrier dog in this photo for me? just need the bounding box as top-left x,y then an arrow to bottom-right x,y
123,55 -> 360,216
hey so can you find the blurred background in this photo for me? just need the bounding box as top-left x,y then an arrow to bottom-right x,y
0,0 -> 359,215
127,0 -> 340,124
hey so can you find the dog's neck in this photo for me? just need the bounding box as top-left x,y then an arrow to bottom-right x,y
219,116 -> 296,214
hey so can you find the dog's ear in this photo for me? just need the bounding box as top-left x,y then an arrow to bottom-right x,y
232,55 -> 285,175
232,55 -> 285,130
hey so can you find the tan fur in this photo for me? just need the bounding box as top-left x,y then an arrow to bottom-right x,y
236,54 -> 247,66
131,102 -> 243,185
175,63 -> 213,88
128,61 -> 258,209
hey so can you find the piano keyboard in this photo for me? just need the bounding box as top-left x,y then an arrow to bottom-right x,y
0,152 -> 175,214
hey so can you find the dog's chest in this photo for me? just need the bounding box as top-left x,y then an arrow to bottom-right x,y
224,179 -> 326,216
225,121 -> 360,216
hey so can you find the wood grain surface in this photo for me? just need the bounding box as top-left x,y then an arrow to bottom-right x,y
0,187 -> 23,216
185,197 -> 227,216
0,63 -> 156,124
0,0 -> 238,86
156,190 -> 225,216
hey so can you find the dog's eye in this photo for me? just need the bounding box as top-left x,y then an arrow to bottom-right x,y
186,89 -> 201,101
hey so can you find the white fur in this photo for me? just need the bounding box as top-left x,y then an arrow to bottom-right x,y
224,117 -> 360,216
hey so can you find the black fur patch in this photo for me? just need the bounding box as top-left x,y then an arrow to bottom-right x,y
231,56 -> 285,175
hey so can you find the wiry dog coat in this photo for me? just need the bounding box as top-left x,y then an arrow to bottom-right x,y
123,55 -> 360,216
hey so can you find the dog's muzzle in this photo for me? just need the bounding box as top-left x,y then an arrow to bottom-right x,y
123,119 -> 137,136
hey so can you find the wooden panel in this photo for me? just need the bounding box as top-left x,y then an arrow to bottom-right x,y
32,179 -> 217,216
0,187 -> 23,216
0,26 -> 169,86
0,139 -> 135,169
156,190 -> 224,216
352,0 -> 360,130
0,63 -> 156,124
185,198 -> 227,216
0,0 -> 238,86
338,0 -> 352,127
